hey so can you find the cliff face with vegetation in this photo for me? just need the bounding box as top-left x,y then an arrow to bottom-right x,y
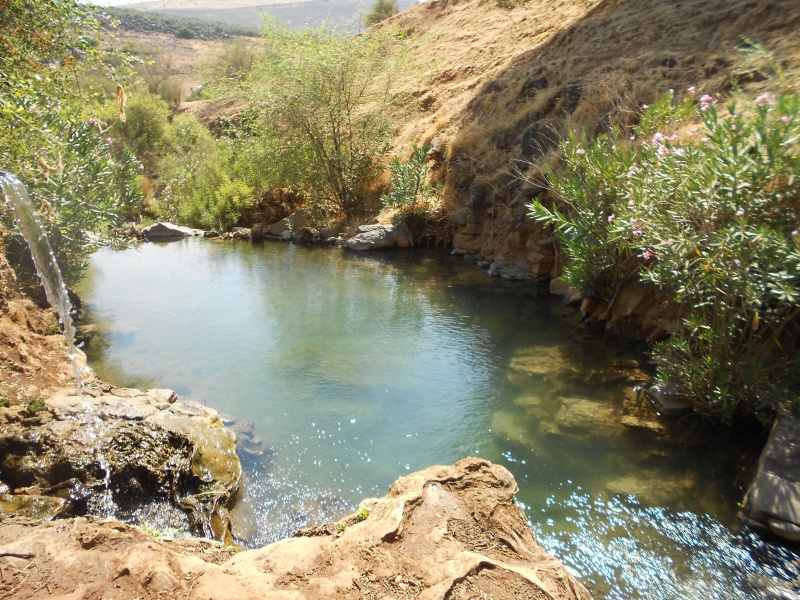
379,0 -> 800,280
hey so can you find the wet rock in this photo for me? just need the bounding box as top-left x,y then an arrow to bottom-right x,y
0,493 -> 69,520
345,223 -> 413,251
743,408 -> 800,543
550,278 -> 582,306
231,227 -> 251,241
141,222 -> 201,240
0,387 -> 242,542
292,227 -> 318,244
250,222 -> 270,241
644,382 -> 693,417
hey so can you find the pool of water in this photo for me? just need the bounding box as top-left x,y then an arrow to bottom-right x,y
77,238 -> 800,599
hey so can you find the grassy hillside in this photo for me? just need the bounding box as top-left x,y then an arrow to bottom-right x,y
375,0 -> 800,276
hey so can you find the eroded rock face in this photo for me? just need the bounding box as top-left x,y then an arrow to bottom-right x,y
742,408 -> 800,542
0,458 -> 592,599
0,387 -> 242,541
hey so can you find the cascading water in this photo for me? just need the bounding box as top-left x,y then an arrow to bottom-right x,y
0,172 -> 116,516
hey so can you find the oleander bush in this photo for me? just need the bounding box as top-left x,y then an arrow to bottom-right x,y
531,89 -> 800,422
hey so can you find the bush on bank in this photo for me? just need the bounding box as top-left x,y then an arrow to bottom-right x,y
0,0 -> 143,284
532,89 -> 800,422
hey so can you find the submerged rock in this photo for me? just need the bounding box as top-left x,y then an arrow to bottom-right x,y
0,458 -> 592,599
0,387 -> 242,542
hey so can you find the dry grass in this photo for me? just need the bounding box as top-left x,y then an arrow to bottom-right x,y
373,0 -> 800,203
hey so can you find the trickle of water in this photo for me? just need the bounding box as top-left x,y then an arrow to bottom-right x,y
0,172 -> 116,516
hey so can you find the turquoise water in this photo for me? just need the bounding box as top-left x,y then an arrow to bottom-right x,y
77,238 -> 800,599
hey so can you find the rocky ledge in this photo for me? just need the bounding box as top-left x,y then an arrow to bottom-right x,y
0,457 -> 591,599
742,407 -> 800,542
0,387 -> 241,542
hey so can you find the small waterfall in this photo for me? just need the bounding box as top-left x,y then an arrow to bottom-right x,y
0,172 -> 116,516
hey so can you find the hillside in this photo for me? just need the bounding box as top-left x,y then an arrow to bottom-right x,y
376,0 -> 800,280
118,0 -> 418,29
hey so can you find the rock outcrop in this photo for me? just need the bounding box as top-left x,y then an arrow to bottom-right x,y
0,387 -> 242,542
742,407 -> 800,542
345,223 -> 413,251
0,458 -> 592,599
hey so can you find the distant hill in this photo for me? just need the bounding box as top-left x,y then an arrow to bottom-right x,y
100,6 -> 261,39
116,0 -> 419,30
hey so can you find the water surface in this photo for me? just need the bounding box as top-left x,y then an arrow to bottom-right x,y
77,238 -> 800,599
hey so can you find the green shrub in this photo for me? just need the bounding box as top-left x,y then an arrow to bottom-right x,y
381,143 -> 441,234
243,18 -> 395,222
531,89 -> 800,422
175,27 -> 195,39
363,0 -> 398,26
105,93 -> 171,176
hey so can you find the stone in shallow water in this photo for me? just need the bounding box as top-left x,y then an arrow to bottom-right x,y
644,382 -> 693,416
0,493 -> 68,520
506,345 -> 573,385
344,223 -> 413,251
141,222 -> 201,239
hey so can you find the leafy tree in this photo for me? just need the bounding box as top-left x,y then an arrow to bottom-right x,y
0,0 -> 143,283
363,0 -> 398,26
242,18 -> 395,222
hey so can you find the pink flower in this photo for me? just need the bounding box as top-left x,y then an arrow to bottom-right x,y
700,94 -> 714,111
667,238 -> 675,247
669,89 -> 674,95
782,115 -> 791,124
687,86 -> 697,96
608,214 -> 616,223
755,93 -> 773,106
106,137 -> 113,145
575,148 -> 586,155
736,209 -> 745,217
734,258 -> 741,265
792,230 -> 799,236
673,148 -> 685,157
642,248 -> 654,260
657,145 -> 669,156
653,132 -> 666,144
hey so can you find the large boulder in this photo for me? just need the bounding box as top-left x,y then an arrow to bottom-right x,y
267,209 -> 309,238
0,458 -> 592,599
345,223 -> 413,251
141,222 -> 202,239
0,387 -> 242,542
742,407 -> 800,542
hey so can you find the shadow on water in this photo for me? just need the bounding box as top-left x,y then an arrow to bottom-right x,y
76,238 -> 800,600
